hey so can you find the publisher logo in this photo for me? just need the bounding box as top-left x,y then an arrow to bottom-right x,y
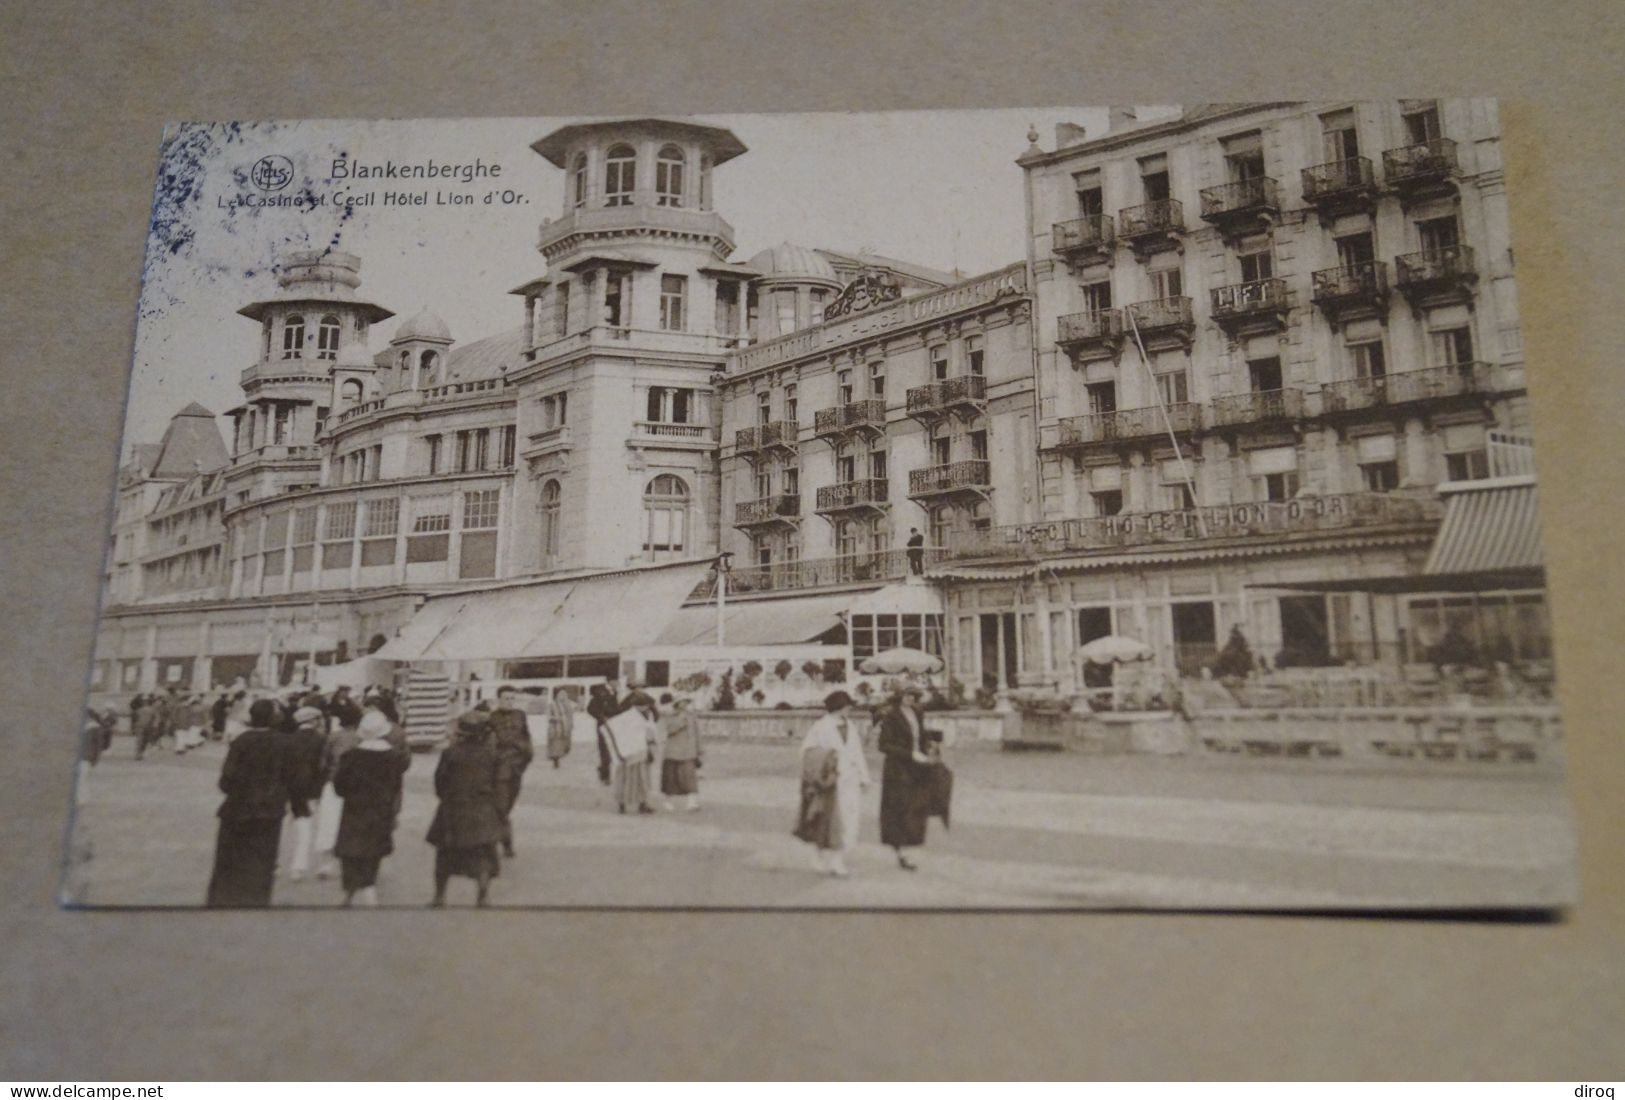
250,155 -> 294,192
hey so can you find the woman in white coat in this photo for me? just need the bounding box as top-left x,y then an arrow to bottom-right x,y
796,690 -> 871,877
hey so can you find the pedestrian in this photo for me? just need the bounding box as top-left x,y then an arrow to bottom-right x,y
488,685 -> 534,858
128,693 -> 147,752
171,692 -> 204,754
331,708 -> 410,907
875,685 -> 943,871
795,690 -> 871,876
906,527 -> 926,575
608,682 -> 657,815
546,687 -> 576,768
209,692 -> 230,741
659,696 -> 703,812
224,689 -> 251,742
280,706 -> 328,883
135,691 -> 170,760
78,707 -> 114,806
312,696 -> 364,880
585,683 -> 616,786
426,711 -> 505,908
205,698 -> 297,907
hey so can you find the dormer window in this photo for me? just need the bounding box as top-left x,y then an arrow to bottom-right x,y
570,152 -> 588,209
656,144 -> 685,207
605,144 -> 636,207
282,315 -> 305,359
317,315 -> 341,360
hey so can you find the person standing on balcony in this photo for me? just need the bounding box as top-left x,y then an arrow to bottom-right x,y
906,527 -> 926,575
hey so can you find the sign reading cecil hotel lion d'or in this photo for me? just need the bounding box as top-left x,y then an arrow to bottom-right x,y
69,103 -> 1576,911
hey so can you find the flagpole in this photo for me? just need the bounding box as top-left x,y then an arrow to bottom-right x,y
714,551 -> 733,647
1125,306 -> 1208,538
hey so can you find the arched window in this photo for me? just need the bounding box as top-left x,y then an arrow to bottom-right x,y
340,378 -> 364,406
642,474 -> 688,559
317,315 -> 342,360
282,314 -> 305,359
570,153 -> 588,209
540,479 -> 562,565
420,350 -> 440,388
656,144 -> 685,207
604,144 -> 636,207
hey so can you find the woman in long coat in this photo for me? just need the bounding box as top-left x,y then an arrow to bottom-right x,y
312,696 -> 363,880
426,711 -> 506,907
545,689 -> 575,768
795,691 -> 870,876
876,686 -> 937,871
331,710 -> 409,907
659,697 -> 703,812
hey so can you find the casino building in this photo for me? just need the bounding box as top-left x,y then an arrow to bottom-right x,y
92,102 -> 1550,703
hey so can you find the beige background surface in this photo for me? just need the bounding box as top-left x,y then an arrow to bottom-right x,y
1,0 -> 1621,1080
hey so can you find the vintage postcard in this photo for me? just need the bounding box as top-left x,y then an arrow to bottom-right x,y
65,103 -> 1576,910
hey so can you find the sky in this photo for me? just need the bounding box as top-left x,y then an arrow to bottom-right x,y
122,106 -> 1172,450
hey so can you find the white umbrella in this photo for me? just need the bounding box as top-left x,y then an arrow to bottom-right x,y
1078,635 -> 1154,665
859,647 -> 945,675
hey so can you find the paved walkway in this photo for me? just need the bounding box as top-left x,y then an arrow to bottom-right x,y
65,736 -> 1577,910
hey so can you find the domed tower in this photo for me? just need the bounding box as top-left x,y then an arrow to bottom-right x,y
385,308 -> 455,396
747,242 -> 843,342
227,250 -> 393,497
506,119 -> 752,573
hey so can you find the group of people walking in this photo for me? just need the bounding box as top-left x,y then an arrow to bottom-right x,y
583,681 -> 703,815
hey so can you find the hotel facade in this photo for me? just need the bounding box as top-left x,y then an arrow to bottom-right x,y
92,102 -> 1549,703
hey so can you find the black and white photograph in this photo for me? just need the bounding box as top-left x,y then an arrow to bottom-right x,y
66,101 -> 1577,911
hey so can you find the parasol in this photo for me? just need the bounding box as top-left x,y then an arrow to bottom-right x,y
1077,635 -> 1155,665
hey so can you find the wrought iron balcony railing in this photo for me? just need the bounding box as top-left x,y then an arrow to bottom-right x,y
1311,260 -> 1389,304
1395,245 -> 1476,292
1124,296 -> 1195,337
691,547 -> 952,599
734,419 -> 799,454
814,478 -> 889,512
1301,157 -> 1377,202
1211,278 -> 1290,323
908,459 -> 992,497
1051,214 -> 1115,256
905,374 -> 987,417
734,494 -> 801,526
1117,198 -> 1184,241
813,399 -> 886,436
1198,177 -> 1280,221
1055,403 -> 1200,448
1382,138 -> 1459,187
1320,363 -> 1489,414
1208,387 -> 1305,428
1057,308 -> 1124,349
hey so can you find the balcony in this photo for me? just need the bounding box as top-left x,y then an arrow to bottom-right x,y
1051,215 -> 1115,263
734,493 -> 801,528
1208,388 -> 1305,430
694,547 -> 950,598
814,478 -> 889,515
1210,278 -> 1290,335
734,419 -> 799,461
1310,261 -> 1389,327
1320,363 -> 1491,417
1197,177 -> 1281,236
1382,138 -> 1460,203
1054,403 -> 1201,450
1301,157 -> 1377,220
231,443 -> 323,466
908,459 -> 992,500
1394,245 -> 1477,309
1116,199 -> 1184,254
813,399 -> 887,442
943,491 -> 1443,562
1056,308 -> 1124,359
522,424 -> 572,460
905,374 -> 987,423
536,204 -> 736,257
1123,296 -> 1195,348
628,420 -> 713,453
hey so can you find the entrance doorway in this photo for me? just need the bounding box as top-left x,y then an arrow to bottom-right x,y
1279,594 -> 1332,667
978,612 -> 1019,691
1170,601 -> 1217,676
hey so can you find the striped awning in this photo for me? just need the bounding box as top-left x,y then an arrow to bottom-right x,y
1425,480 -> 1543,576
652,593 -> 852,646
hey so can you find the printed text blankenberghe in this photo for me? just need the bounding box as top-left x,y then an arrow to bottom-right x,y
330,157 -> 502,183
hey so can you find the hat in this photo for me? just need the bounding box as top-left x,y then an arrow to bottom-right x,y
358,708 -> 392,739
823,690 -> 854,712
456,710 -> 491,737
292,706 -> 324,727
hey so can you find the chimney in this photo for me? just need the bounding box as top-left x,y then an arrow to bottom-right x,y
1055,122 -> 1089,149
1109,106 -> 1138,133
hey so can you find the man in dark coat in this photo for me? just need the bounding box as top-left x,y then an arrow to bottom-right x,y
281,706 -> 329,882
585,683 -> 617,786
487,686 -> 534,858
135,692 -> 171,760
875,686 -> 947,870
906,527 -> 926,575
426,711 -> 506,907
206,698 -> 298,907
